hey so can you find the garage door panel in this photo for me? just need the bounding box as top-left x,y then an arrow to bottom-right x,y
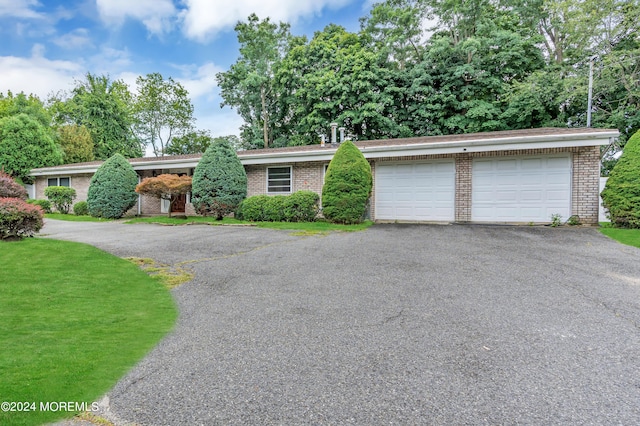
376,161 -> 455,221
472,155 -> 571,222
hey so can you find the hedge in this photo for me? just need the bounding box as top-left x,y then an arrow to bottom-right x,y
0,197 -> 44,240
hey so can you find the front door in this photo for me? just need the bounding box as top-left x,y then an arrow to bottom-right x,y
173,194 -> 186,213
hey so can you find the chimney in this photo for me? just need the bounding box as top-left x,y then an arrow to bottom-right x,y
330,122 -> 338,146
320,134 -> 326,147
339,127 -> 345,143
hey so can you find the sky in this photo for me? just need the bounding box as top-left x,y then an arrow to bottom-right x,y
0,0 -> 374,140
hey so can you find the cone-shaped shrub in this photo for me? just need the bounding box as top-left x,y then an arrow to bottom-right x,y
87,153 -> 138,219
602,130 -> 640,228
321,141 -> 372,224
0,171 -> 28,199
192,140 -> 247,219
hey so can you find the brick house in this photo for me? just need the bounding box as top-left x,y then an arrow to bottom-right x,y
30,127 -> 618,224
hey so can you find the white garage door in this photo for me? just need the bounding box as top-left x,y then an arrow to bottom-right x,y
376,161 -> 455,221
472,155 -> 571,222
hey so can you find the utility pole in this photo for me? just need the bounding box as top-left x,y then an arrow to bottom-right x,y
587,56 -> 596,127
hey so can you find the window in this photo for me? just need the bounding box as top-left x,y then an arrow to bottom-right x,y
47,177 -> 70,187
267,166 -> 292,193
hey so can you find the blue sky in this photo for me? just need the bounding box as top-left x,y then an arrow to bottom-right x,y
0,0 -> 373,138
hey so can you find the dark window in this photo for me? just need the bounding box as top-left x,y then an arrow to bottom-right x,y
267,167 -> 292,193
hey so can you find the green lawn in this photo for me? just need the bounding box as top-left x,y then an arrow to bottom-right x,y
125,215 -> 374,232
45,213 -> 112,222
599,226 -> 640,248
0,238 -> 177,426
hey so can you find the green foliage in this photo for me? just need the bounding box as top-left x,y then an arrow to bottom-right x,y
73,201 -> 89,216
133,73 -> 195,156
87,154 -> 139,219
0,171 -> 28,199
57,124 -> 94,163
165,130 -> 213,155
238,191 -> 320,222
0,197 -> 44,239
550,213 -> 563,227
191,140 -> 247,219
0,113 -> 63,181
236,195 -> 269,221
283,190 -> 320,222
216,14 -> 301,149
50,73 -> 142,160
44,186 -> 76,214
27,199 -> 52,213
263,195 -> 286,221
322,141 -> 372,224
601,130 -> 640,227
0,91 -> 52,127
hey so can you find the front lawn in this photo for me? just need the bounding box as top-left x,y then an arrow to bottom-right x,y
45,213 -> 112,222
125,216 -> 374,232
0,238 -> 177,426
599,226 -> 640,249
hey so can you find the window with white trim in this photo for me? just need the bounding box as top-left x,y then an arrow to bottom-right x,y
267,166 -> 292,193
47,177 -> 70,187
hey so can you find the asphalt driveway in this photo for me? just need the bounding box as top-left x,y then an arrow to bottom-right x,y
42,220 -> 640,425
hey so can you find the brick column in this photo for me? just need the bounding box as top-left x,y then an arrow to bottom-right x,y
455,154 -> 472,222
572,146 -> 601,225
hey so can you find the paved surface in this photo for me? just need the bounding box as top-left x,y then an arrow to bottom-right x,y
42,220 -> 640,425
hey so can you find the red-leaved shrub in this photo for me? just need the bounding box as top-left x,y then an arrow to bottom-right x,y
0,171 -> 28,200
0,197 -> 44,240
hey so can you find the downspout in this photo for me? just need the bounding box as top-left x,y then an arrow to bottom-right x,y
137,174 -> 141,216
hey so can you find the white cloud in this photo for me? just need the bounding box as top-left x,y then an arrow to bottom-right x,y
174,62 -> 222,100
95,0 -> 176,35
180,0 -> 352,41
0,0 -> 44,19
52,28 -> 94,49
0,50 -> 83,100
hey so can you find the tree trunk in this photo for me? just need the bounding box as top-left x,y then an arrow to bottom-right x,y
261,86 -> 269,149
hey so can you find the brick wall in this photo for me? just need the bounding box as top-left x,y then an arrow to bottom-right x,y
572,146 -> 600,224
455,154 -> 472,222
245,162 -> 328,197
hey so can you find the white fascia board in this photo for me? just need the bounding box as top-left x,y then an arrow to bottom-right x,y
31,165 -> 100,176
131,159 -> 200,171
239,151 -> 337,165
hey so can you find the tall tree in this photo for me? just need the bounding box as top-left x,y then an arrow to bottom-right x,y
57,124 -> 94,164
133,73 -> 195,156
49,73 -> 142,160
217,14 -> 300,149
0,114 -> 63,181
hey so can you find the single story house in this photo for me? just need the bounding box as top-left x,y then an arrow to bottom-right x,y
30,127 -> 618,224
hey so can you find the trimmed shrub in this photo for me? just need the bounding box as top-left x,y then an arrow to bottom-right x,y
192,140 -> 247,219
44,186 -> 76,214
87,154 -> 138,219
73,201 -> 89,216
237,195 -> 269,221
321,141 -> 372,224
0,197 -> 44,240
0,171 -> 28,199
27,199 -> 52,213
283,190 -> 320,222
263,195 -> 286,222
602,130 -> 640,227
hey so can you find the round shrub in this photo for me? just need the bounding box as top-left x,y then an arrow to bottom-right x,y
283,190 -> 320,222
87,153 -> 138,219
237,195 -> 269,221
602,130 -> 640,228
73,201 -> 89,216
0,171 -> 28,199
27,199 -> 52,213
321,141 -> 372,224
0,197 -> 44,240
264,195 -> 286,222
44,186 -> 76,214
192,140 -> 247,219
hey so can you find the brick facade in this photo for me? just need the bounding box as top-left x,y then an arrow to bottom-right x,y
244,146 -> 603,224
33,144 -> 604,224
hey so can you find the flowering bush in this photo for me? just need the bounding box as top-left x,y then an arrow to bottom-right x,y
0,171 -> 28,199
0,197 -> 44,240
